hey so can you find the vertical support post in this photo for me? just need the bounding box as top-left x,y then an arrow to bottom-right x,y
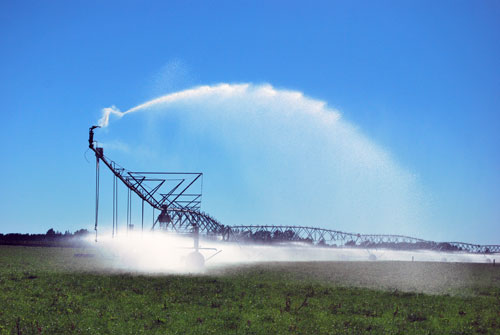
115,174 -> 118,236
112,173 -> 115,238
193,225 -> 199,252
127,188 -> 130,235
142,199 -> 144,233
94,155 -> 100,243
128,189 -> 132,234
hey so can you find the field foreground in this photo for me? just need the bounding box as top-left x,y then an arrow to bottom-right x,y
0,245 -> 499,334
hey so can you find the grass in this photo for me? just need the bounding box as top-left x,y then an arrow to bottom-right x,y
0,245 -> 499,334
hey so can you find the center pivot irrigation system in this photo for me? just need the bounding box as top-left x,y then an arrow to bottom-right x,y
89,126 -> 225,266
89,126 -> 500,256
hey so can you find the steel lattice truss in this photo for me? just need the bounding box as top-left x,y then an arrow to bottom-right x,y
89,127 -> 222,238
226,225 -> 500,254
154,208 -> 229,236
105,157 -> 203,212
97,153 -> 225,234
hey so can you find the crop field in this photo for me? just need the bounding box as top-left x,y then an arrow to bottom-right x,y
0,245 -> 499,334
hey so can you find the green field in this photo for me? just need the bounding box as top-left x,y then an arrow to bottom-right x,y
0,245 -> 499,334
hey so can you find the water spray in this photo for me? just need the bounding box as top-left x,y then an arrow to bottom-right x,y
89,83 -> 499,272
88,122 -> 499,271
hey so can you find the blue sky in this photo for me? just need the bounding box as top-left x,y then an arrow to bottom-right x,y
0,1 -> 499,244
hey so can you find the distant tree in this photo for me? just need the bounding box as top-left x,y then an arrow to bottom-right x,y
74,229 -> 90,237
301,238 -> 314,244
272,230 -> 284,241
46,228 -> 56,237
283,230 -> 296,241
252,230 -> 272,242
360,240 -> 371,247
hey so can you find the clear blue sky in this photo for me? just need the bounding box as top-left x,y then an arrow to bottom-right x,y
1,1 -> 498,244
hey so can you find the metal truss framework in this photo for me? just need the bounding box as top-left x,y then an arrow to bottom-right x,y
227,225 -> 500,254
89,127 -> 499,254
154,208 -> 229,236
89,127 -> 222,239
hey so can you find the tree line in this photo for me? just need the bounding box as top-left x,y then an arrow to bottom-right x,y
0,228 -> 91,247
